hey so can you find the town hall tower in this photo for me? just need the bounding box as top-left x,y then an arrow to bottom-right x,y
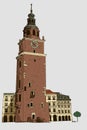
15,4 -> 49,122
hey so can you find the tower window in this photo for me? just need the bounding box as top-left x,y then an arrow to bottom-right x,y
24,86 -> 26,91
19,61 -> 21,68
30,102 -> 33,107
30,91 -> 35,98
33,50 -> 35,53
33,30 -> 35,35
19,94 -> 21,102
37,31 -> 39,36
41,103 -> 44,108
27,30 -> 30,35
34,59 -> 36,62
29,83 -> 31,87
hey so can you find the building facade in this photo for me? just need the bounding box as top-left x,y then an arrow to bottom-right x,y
2,93 -> 15,122
46,90 -> 72,121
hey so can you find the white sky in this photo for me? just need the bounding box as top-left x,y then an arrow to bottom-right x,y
0,0 -> 87,129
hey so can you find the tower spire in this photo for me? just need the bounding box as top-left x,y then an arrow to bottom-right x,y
30,4 -> 33,13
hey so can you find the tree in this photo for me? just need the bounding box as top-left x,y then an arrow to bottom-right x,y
73,111 -> 81,122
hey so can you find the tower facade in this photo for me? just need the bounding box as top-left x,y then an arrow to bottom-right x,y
15,5 -> 49,122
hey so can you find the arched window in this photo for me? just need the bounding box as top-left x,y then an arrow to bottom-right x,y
30,91 -> 35,98
37,31 -> 39,36
27,30 -> 30,35
3,115 -> 7,122
9,115 -> 13,122
33,30 -> 35,35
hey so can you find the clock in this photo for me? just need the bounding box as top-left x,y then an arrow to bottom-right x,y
31,40 -> 38,48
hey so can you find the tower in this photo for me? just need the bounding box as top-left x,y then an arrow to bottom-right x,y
15,4 -> 49,122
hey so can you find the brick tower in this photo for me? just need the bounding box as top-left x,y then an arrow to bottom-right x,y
15,4 -> 49,122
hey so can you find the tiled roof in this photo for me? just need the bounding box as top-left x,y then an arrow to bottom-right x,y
46,89 -> 56,94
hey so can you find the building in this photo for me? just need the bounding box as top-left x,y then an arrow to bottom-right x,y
15,4 -> 49,122
2,93 -> 15,122
2,5 -> 72,123
46,90 -> 72,121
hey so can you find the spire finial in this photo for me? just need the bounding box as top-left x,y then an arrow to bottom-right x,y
30,4 -> 33,13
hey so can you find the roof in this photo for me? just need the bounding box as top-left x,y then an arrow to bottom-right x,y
4,93 -> 15,95
56,92 -> 71,100
46,89 -> 56,94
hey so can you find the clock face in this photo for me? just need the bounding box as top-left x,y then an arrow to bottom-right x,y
31,40 -> 38,48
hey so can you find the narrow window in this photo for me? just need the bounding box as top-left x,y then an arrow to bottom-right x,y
53,109 -> 56,112
19,61 -> 21,68
5,108 -> 8,113
27,30 -> 30,35
10,108 -> 13,112
33,50 -> 35,53
33,30 -> 35,35
37,31 -> 39,37
24,86 -> 26,91
19,94 -> 21,102
30,103 -> 33,107
48,96 -> 51,100
30,91 -> 35,98
41,103 -> 44,108
34,59 -> 36,62
29,83 -> 31,87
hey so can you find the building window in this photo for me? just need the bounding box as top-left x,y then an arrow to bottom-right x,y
37,31 -> 39,37
5,103 -> 8,106
19,94 -> 21,102
68,110 -> 70,113
33,30 -> 35,35
49,109 -> 51,112
33,50 -> 35,53
19,61 -> 21,68
68,105 -> 70,108
10,108 -> 13,113
58,105 -> 60,108
24,86 -> 26,91
53,102 -> 55,106
48,102 -> 51,106
41,103 -> 44,108
62,110 -> 64,113
53,96 -> 55,100
5,108 -> 8,113
30,91 -> 35,98
48,96 -> 51,100
58,110 -> 60,113
30,103 -> 33,107
53,109 -> 56,112
10,103 -> 13,106
29,83 -> 31,87
34,59 -> 36,62
5,96 -> 8,101
27,30 -> 30,35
